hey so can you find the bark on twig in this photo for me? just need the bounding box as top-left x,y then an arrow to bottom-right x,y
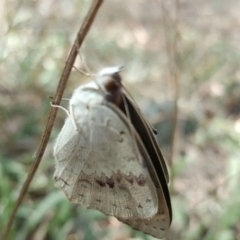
3,1 -> 103,239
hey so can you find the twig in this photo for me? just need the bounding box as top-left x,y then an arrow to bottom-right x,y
160,0 -> 180,169
170,0 -> 180,169
3,1 -> 103,239
161,3 -> 180,240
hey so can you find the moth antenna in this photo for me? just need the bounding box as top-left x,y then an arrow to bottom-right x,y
122,85 -> 158,135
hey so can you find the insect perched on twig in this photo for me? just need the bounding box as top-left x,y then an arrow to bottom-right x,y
52,66 -> 172,239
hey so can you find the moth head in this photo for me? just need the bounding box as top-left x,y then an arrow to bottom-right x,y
96,66 -> 123,95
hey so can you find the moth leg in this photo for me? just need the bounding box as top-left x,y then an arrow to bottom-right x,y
76,48 -> 95,77
50,102 -> 79,132
61,98 -> 71,101
50,102 -> 71,118
73,66 -> 93,78
69,103 -> 80,132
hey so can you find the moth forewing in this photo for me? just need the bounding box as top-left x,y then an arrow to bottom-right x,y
123,90 -> 170,183
122,91 -> 172,218
106,101 -> 171,238
53,86 -> 159,220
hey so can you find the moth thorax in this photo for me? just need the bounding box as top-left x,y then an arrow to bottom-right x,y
100,72 -> 121,92
99,72 -> 123,107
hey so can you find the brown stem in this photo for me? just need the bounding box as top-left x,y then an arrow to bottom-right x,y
160,0 -> 180,169
170,0 -> 180,169
3,1 -> 103,239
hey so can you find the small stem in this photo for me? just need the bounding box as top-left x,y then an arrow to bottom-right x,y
170,0 -> 180,170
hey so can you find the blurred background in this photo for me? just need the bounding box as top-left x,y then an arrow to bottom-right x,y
1,0 -> 240,239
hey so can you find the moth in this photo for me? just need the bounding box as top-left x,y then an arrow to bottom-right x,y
53,66 -> 172,239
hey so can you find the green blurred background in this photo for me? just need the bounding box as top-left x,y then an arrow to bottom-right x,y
1,0 -> 240,239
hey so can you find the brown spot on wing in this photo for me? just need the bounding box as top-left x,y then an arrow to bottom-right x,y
115,171 -> 122,183
136,174 -> 146,186
95,179 -> 106,187
106,177 -> 115,188
95,175 -> 115,188
95,172 -> 146,189
125,175 -> 134,185
124,173 -> 147,186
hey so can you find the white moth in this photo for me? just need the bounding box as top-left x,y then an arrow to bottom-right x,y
53,66 -> 172,239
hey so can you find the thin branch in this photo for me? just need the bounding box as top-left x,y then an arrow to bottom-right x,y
170,0 -> 180,169
160,0 -> 180,169
3,0 -> 103,239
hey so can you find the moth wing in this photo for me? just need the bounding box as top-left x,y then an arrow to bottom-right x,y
120,212 -> 170,239
123,93 -> 172,219
125,92 -> 170,183
106,102 -> 171,238
54,99 -> 158,220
